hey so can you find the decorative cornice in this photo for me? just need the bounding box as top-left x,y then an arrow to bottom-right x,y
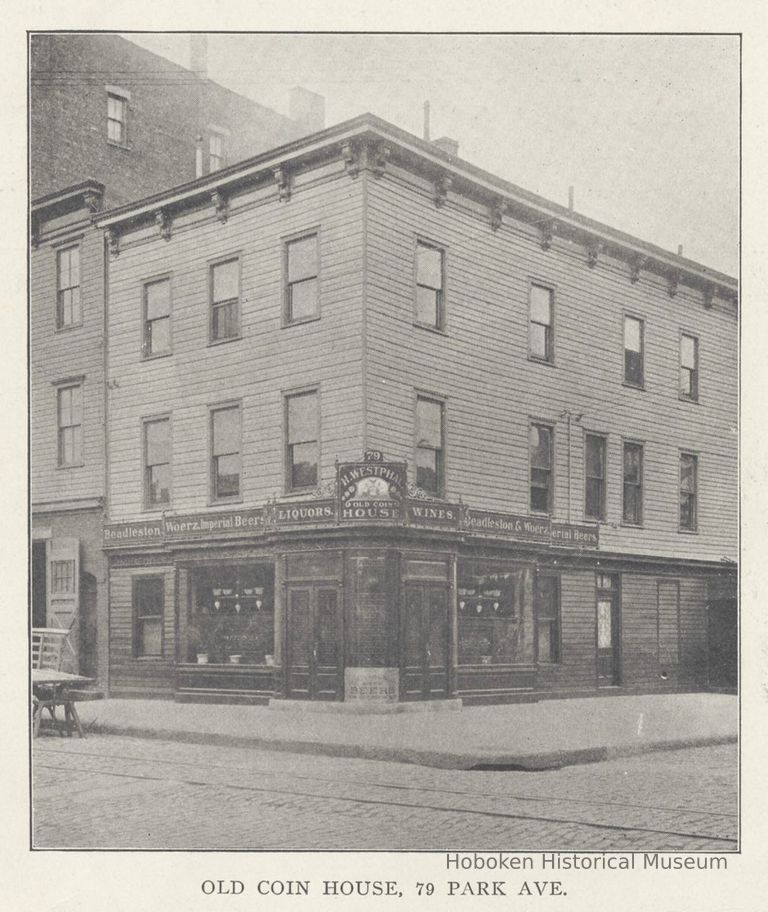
434,174 -> 453,208
155,208 -> 172,241
273,165 -> 290,201
370,142 -> 391,178
341,141 -> 359,179
586,240 -> 603,269
667,270 -> 680,298
539,219 -> 557,251
105,227 -> 120,257
489,200 -> 505,232
211,189 -> 228,223
703,284 -> 716,310
629,255 -> 647,284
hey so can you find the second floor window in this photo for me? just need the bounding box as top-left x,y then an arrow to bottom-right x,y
680,333 -> 699,401
209,133 -> 225,172
415,396 -> 444,496
57,384 -> 82,466
623,442 -> 643,525
415,241 -> 444,329
529,284 -> 554,362
680,453 -> 698,531
144,418 -> 170,507
143,278 -> 171,356
530,424 -> 553,513
107,92 -> 127,144
585,433 -> 606,521
210,258 -> 240,341
211,405 -> 241,500
286,234 -> 319,323
286,390 -> 319,490
624,316 -> 644,387
56,246 -> 81,328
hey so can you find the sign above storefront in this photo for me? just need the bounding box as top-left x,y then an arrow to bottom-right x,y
551,522 -> 600,549
464,509 -> 550,542
337,460 -> 406,521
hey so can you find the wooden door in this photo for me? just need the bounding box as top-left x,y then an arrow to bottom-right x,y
596,574 -> 620,685
402,583 -> 449,700
286,585 -> 342,700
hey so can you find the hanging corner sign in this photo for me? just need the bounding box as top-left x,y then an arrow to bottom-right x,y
337,454 -> 407,521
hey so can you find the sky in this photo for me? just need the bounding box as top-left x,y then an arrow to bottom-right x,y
127,33 -> 739,275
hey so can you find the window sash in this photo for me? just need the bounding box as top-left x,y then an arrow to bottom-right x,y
210,407 -> 240,499
209,134 -> 225,171
622,444 -> 643,524
51,560 -> 75,594
530,425 -> 553,513
624,317 -> 644,385
535,576 -> 560,663
57,248 -> 81,327
680,335 -> 698,399
133,578 -> 164,657
289,442 -> 318,489
287,392 -> 318,445
57,386 -> 83,465
107,95 -> 126,143
415,243 -> 443,327
416,397 -> 444,495
585,435 -> 606,520
680,454 -> 697,530
529,286 -> 553,361
210,260 -> 239,339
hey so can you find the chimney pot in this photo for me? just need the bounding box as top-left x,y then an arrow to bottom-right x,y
433,136 -> 459,157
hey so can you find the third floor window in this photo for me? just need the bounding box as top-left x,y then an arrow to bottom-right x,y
285,234 -> 319,324
56,245 -> 81,328
415,241 -> 445,330
143,278 -> 171,356
624,315 -> 644,387
680,333 -> 699,401
210,258 -> 240,342
529,284 -> 554,362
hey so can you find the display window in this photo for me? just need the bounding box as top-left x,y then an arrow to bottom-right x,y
186,564 -> 275,665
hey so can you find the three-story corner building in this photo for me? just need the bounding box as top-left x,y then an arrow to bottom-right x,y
95,113 -> 738,705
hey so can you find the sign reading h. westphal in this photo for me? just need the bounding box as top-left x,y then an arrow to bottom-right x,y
337,459 -> 406,521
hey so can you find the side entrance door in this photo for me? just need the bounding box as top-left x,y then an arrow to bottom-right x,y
596,573 -> 620,685
402,582 -> 449,700
286,584 -> 342,700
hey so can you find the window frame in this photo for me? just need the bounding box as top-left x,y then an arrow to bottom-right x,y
528,279 -> 556,364
142,414 -> 172,511
209,401 -> 243,504
679,450 -> 699,533
529,421 -> 554,515
584,431 -> 608,522
55,380 -> 84,468
535,573 -> 561,664
106,87 -> 130,147
208,254 -> 242,345
208,131 -> 226,173
414,392 -> 446,498
283,229 -> 321,326
284,386 -> 321,494
141,273 -> 173,359
55,243 -> 82,330
679,330 -> 699,402
414,238 -> 447,333
621,439 -> 644,527
132,575 -> 164,659
623,313 -> 645,389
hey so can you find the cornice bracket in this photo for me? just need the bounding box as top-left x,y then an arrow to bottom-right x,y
703,284 -> 716,310
155,208 -> 172,242
539,219 -> 557,251
211,189 -> 228,223
629,255 -> 647,284
586,240 -> 603,269
83,189 -> 102,214
667,270 -> 680,298
341,141 -> 359,179
105,228 -> 120,258
434,174 -> 453,208
370,143 -> 391,178
489,200 -> 505,232
273,165 -> 291,202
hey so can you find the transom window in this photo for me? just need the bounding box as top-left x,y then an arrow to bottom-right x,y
680,333 -> 699,401
56,246 -> 81,328
585,433 -> 607,521
143,278 -> 171,356
210,258 -> 240,341
622,442 -> 643,525
530,424 -> 553,514
415,396 -> 445,496
680,453 -> 698,531
57,384 -> 83,466
529,284 -> 554,362
415,242 -> 444,329
51,560 -> 75,594
624,316 -> 644,387
133,576 -> 163,657
286,390 -> 319,490
107,92 -> 127,144
144,417 -> 170,507
211,405 -> 241,500
286,234 -> 319,323
209,132 -> 226,172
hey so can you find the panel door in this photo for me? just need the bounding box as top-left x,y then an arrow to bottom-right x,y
596,593 -> 620,685
286,585 -> 342,700
402,583 -> 449,700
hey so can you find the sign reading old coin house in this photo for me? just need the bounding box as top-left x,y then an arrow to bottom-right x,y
337,459 -> 406,521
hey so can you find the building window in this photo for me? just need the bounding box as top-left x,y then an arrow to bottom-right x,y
285,234 -> 319,323
415,396 -> 444,496
585,433 -> 607,521
107,92 -> 128,144
51,560 -> 75,594
535,575 -> 560,663
209,132 -> 226,172
143,417 -> 171,508
56,246 -> 81,328
415,241 -> 444,329
133,576 -> 163,658
143,278 -> 171,356
57,384 -> 83,466
211,405 -> 241,500
624,315 -> 644,387
286,390 -> 319,490
680,333 -> 699,401
622,442 -> 643,525
680,453 -> 698,531
529,283 -> 554,362
529,424 -> 553,513
210,258 -> 240,341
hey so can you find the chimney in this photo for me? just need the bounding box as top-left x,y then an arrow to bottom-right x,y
289,87 -> 326,134
433,136 -> 459,158
190,34 -> 208,79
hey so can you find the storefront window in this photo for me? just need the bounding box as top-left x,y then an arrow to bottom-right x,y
186,564 -> 274,665
457,561 -> 533,665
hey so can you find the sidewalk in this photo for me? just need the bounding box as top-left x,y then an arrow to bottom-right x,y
65,692 -> 737,770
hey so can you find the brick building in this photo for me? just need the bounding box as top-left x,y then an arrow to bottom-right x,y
30,34 -> 323,682
93,114 -> 737,704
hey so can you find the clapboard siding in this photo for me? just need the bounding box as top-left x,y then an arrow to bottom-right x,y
364,166 -> 737,563
679,576 -> 709,688
537,570 -> 596,690
107,164 -> 365,518
109,565 -> 175,694
30,222 -> 105,505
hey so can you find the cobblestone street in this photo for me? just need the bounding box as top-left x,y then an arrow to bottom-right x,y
32,736 -> 738,852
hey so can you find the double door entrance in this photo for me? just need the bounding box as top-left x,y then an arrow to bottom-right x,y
286,584 -> 342,700
402,582 -> 450,700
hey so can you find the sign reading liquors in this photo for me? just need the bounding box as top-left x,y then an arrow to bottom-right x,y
275,500 -> 336,525
337,460 -> 406,521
